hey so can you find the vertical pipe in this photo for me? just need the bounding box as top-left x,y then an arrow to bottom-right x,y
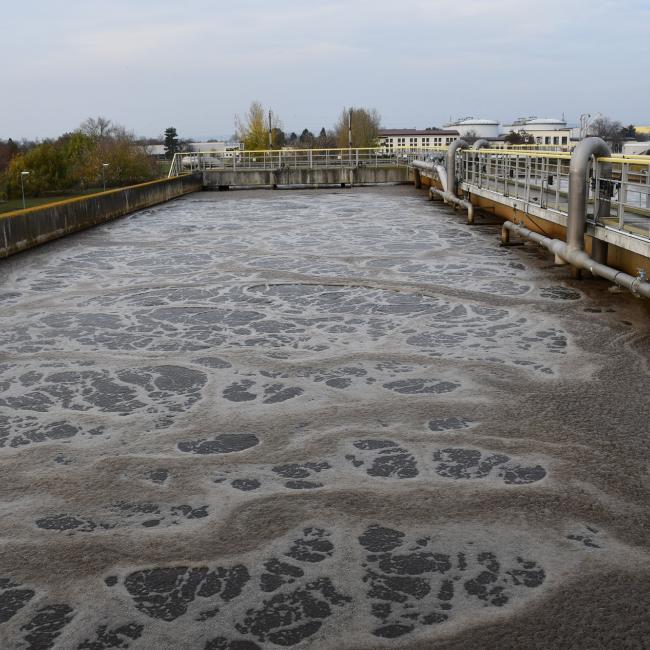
567,137 -> 612,253
446,139 -> 468,196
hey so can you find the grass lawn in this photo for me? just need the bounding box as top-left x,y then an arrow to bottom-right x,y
0,176 -> 169,215
0,196 -> 89,214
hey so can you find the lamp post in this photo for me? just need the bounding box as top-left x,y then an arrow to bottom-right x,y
348,108 -> 353,165
102,163 -> 109,191
20,171 -> 30,210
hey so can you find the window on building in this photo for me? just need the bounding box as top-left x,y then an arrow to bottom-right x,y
561,136 -> 568,145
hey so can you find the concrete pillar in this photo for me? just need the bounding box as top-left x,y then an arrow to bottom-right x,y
414,169 -> 422,189
591,238 -> 609,265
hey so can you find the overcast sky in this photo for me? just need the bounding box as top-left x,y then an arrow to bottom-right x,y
2,0 -> 648,140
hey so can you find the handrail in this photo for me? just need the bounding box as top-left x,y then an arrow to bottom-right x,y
0,175 -> 195,220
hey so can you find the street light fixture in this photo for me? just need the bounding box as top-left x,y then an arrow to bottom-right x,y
20,171 -> 30,210
102,163 -> 109,191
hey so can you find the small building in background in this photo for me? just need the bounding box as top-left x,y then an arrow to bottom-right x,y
378,129 -> 459,152
622,141 -> 650,156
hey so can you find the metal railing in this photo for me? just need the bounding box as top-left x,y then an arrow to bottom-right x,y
168,146 -> 448,177
595,157 -> 650,237
408,147 -> 650,241
168,144 -> 650,240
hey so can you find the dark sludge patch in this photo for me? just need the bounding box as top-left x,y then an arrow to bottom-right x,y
500,464 -> 547,484
263,385 -> 304,404
223,380 -> 257,402
170,505 -> 209,520
353,439 -> 398,451
359,525 -> 546,638
285,527 -> 334,563
567,526 -> 602,549
433,448 -> 546,485
147,468 -> 169,484
352,440 -> 418,479
178,434 -> 259,455
428,417 -> 474,432
272,461 -> 331,479
0,577 -> 36,624
77,622 -> 144,649
539,286 -> 581,301
324,377 -> 351,389
285,480 -> 323,490
123,564 -> 250,621
359,525 -> 405,553
376,552 -> 452,576
235,578 -> 351,646
433,448 -> 509,480
35,514 -> 111,533
373,623 -> 416,638
231,478 -> 261,492
205,639 -> 262,650
382,378 -> 461,395
20,604 -> 74,650
260,559 -> 305,593
0,416 -> 98,449
464,553 -> 545,606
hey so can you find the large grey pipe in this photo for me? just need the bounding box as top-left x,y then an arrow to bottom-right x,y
473,139 -> 490,150
446,139 -> 468,197
503,221 -> 650,299
567,137 -> 612,253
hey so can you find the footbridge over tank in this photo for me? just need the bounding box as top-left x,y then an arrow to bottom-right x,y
168,148 -> 412,189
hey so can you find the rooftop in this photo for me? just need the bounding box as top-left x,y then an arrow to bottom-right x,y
379,129 -> 459,136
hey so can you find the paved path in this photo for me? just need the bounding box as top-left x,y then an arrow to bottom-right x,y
1,187 -> 649,649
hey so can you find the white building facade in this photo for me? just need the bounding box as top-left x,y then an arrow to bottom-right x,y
378,129 -> 459,152
503,118 -> 572,146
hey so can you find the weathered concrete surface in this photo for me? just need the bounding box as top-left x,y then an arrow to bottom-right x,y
0,174 -> 202,258
0,186 -> 649,649
203,165 -> 410,189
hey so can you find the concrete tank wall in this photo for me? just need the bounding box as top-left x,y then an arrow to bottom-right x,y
0,174 -> 202,258
203,166 -> 410,188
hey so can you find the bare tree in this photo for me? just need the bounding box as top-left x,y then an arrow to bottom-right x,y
462,129 -> 479,144
334,107 -> 381,148
589,116 -> 626,152
80,116 -> 114,139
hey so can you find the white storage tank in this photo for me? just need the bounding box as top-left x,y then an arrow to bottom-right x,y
522,118 -> 568,131
445,118 -> 500,139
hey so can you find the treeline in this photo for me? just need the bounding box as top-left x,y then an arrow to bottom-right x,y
0,117 -> 158,200
235,102 -> 382,150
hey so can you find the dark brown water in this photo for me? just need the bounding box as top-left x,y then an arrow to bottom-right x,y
1,186 -> 649,649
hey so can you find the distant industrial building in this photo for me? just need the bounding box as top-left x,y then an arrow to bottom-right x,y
143,141 -> 241,159
622,141 -> 650,156
503,117 -> 572,146
378,129 -> 459,152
